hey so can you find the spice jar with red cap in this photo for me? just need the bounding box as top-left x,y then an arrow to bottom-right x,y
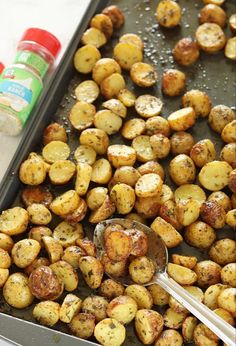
0,63 -> 4,75
0,28 -> 61,135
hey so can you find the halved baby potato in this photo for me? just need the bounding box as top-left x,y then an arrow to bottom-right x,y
135,95 -> 163,118
92,58 -> 121,85
135,173 -> 163,198
50,260 -> 79,292
74,145 -> 97,165
74,44 -> 101,74
110,183 -> 136,214
53,221 -> 83,248
80,128 -> 109,155
81,27 -> 107,48
42,141 -> 70,163
195,23 -> 226,53
94,110 -> 122,135
49,160 -> 76,185
107,144 -> 136,168
113,42 -> 143,70
168,107 -> 196,131
130,62 -> 158,87
121,118 -> 146,140
100,73 -> 125,100
0,207 -> 29,236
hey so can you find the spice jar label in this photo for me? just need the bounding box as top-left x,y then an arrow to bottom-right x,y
0,66 -> 43,125
14,51 -> 49,78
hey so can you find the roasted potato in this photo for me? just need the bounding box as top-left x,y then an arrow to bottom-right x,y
170,131 -> 195,155
156,0 -> 181,28
21,186 -> 53,207
172,37 -> 200,66
81,27 -> 107,48
208,105 -> 236,134
129,256 -> 155,284
137,161 -> 165,180
135,309 -> 164,345
209,238 -> 236,265
124,228 -> 148,257
33,301 -> 60,326
135,195 -> 161,219
0,268 -> 9,288
43,236 -> 64,263
102,98 -> 127,118
199,160 -> 233,191
130,62 -> 158,87
229,13 -> 236,33
159,184 -> 174,205
100,73 -> 126,100
155,329 -> 183,346
42,141 -> 70,163
90,13 -> 113,39
200,200 -> 226,229
145,116 -> 171,137
79,256 -> 103,289
99,279 -> 125,300
86,187 -> 108,210
221,263 -> 236,287
75,80 -> 99,104
3,273 -> 34,308
107,144 -> 136,168
167,263 -> 197,285
113,42 -> 143,70
194,260 -> 221,287
118,88 -> 136,107
119,33 -> 144,51
228,169 -> 236,194
61,246 -> 86,269
176,199 -> 200,226
185,221 -> 216,249
74,145 -> 96,165
121,118 -> 146,140
221,120 -> 236,143
50,260 -> 78,292
69,313 -> 95,339
162,69 -> 186,97
50,190 -> 79,216
43,123 -> 67,145
148,284 -> 170,306
94,318 -> 126,346
113,166 -> 141,187
182,89 -> 211,118
48,160 -> 76,185
214,308 -> 235,326
102,5 -> 125,29
91,158 -> 112,184
19,153 -> 47,185
199,4 -> 226,27
110,183 -> 136,214
74,44 -> 101,74
82,295 -> 108,322
59,294 -> 82,323
89,195 -> 116,223
63,198 -> 87,223
207,191 -> 232,212
80,128 -> 109,155
217,287 -> 236,314
132,135 -> 158,162
107,295 -> 138,324
0,248 -> 11,269
193,323 -> 218,346
92,58 -> 121,85
169,154 -> 196,186
150,134 -> 171,159
163,308 -> 187,329
101,253 -> 127,277
220,143 -> 236,168
172,254 -> 198,269
24,257 -> 50,276
104,229 -> 132,261
76,238 -> 96,257
135,173 -> 163,198
168,107 -> 196,131
125,284 -> 153,309
28,226 -> 52,247
225,37 -> 236,61
204,283 -> 227,310
195,23 -> 226,53
174,184 -> 206,205
69,101 -> 96,131
135,95 -> 163,118
0,233 -> 14,252
27,203 -> 52,225
159,200 -> 182,230
11,239 -> 40,268
226,209 -> 236,227
151,216 -> 183,248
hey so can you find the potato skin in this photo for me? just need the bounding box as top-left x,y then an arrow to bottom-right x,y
151,216 -> 183,248
33,301 -> 60,326
194,260 -> 221,287
217,288 -> 236,314
209,238 -> 236,265
129,256 -> 155,284
156,0 -> 181,28
11,239 -> 41,268
21,186 -> 53,207
102,5 -> 125,30
148,284 -> 170,306
170,131 -> 195,155
199,4 -> 227,28
99,279 -> 125,300
135,309 -> 164,345
69,313 -> 95,339
182,90 -> 211,118
208,105 -> 236,134
82,295 -> 108,322
94,318 -> 126,346
172,37 -> 200,66
79,256 -> 104,289
107,295 -> 138,324
228,169 -> 236,194
155,329 -> 183,346
43,123 -> 67,145
200,200 -> 226,229
195,23 -> 226,53
220,143 -> 236,168
184,221 -> 216,249
162,69 -> 186,97
169,154 -> 196,186
125,284 -> 153,309
221,263 -> 236,287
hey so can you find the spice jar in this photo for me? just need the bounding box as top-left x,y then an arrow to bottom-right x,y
0,28 -> 61,136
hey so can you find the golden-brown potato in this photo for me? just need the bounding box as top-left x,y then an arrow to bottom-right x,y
94,318 -> 126,346
225,37 -> 236,61
169,154 -> 196,186
89,195 -> 116,223
42,141 -> 70,163
79,256 -> 103,289
59,294 -> 82,323
74,44 -> 101,74
151,216 -> 183,248
138,161 -> 165,180
86,187 -> 108,211
11,239 -> 40,268
69,313 -> 95,339
0,268 -> 9,288
135,195 -> 160,219
121,118 -> 146,139
61,246 -> 86,269
50,260 -> 78,292
195,23 -> 226,53
125,228 -> 148,257
69,101 -> 96,131
167,263 -> 197,285
105,230 -> 132,261
214,308 -> 235,326
159,185 -> 174,205
129,256 -> 155,284
208,105 -> 236,134
217,288 -> 236,314
155,329 -> 183,346
102,5 -> 125,29
63,198 -> 87,224
150,134 -> 171,159
82,295 -> 108,322
135,173 -> 163,198
33,301 -> 60,326
0,248 -> 11,269
75,80 -> 100,104
221,263 -> 236,287
204,283 -> 227,310
199,4 -> 226,27
74,145 -> 96,166
168,107 -> 196,131
24,257 -> 50,276
75,238 -> 96,257
209,238 -> 236,265
43,122 -> 67,145
101,73 -> 126,100
81,27 -> 107,48
193,323 -> 218,346
172,37 -> 200,66
80,128 -> 109,155
0,233 -> 14,252
110,183 -> 136,214
132,135 -> 158,163
125,285 -> 153,309
159,200 -> 182,230
148,284 -> 170,306
43,236 -> 63,263
102,98 -> 127,118
177,199 -> 200,226
28,226 -> 52,247
50,190 -> 79,216
228,169 -> 236,194
119,33 -> 144,51
118,88 -> 136,107
91,159 -> 112,185
174,184 -> 206,205
162,69 -> 186,97
90,13 -> 113,39
3,273 -> 34,308
203,0 -> 225,5
185,221 -> 216,249
99,279 -> 125,300
208,191 -> 232,212
107,295 -> 138,324
113,42 -> 143,70
145,116 -> 171,137
27,203 -> 52,225
226,209 -> 236,227
29,265 -> 63,300
0,207 -> 28,236
194,260 -> 221,287
48,160 -> 75,185
101,253 -> 127,277
229,13 -> 236,33
156,0 -> 181,28
19,153 -> 47,185
135,309 -> 164,344
200,200 -> 226,229
170,131 -> 195,155
163,308 -> 187,329
199,160 -> 233,191
220,143 -> 236,168
168,296 -> 188,314
135,95 -> 163,118
107,144 -> 136,168
172,254 -> 198,269
113,166 -> 141,187
94,109 -> 123,135
92,58 -> 121,85
221,120 -> 236,143
130,62 -> 158,87
182,89 -> 211,118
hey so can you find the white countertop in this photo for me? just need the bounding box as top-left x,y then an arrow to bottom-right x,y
0,0 -> 91,182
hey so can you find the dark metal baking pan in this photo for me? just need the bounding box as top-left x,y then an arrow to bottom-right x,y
0,0 -> 235,345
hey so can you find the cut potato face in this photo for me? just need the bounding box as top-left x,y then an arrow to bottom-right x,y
121,118 -> 146,140
145,116 -> 171,137
135,95 -> 163,118
94,110 -> 122,135
110,183 -> 136,214
169,154 -> 196,186
91,158 -> 112,184
75,162 -> 92,196
174,184 -> 206,204
80,128 -> 109,155
151,217 -> 183,248
168,107 -> 196,131
156,0 -> 181,28
118,88 -> 136,107
42,141 -> 70,163
129,256 -> 155,284
79,256 -> 104,289
113,42 -> 143,70
119,33 -> 144,51
81,27 -> 107,48
100,73 -> 126,100
102,99 -> 127,118
162,69 -> 186,97
74,44 -> 101,74
135,309 -> 164,344
59,294 -> 82,323
195,23 -> 226,53
130,62 -> 158,87
172,254 -> 197,269
125,284 -> 153,309
167,263 -> 197,285
27,203 -> 52,226
107,144 -> 136,168
113,166 -> 141,187
135,173 -> 163,198
94,318 -> 126,346
43,236 -> 64,264
74,80 -> 99,103
49,160 -> 76,185
155,329 -> 183,346
132,135 -> 158,162
69,101 -> 96,131
0,207 -> 29,236
90,13 -> 113,39
107,295 -> 137,324
86,187 -> 108,210
53,221 -> 83,248
50,260 -> 79,292
163,308 -> 187,329
204,283 -> 230,309
190,139 -> 216,167
92,58 -> 121,85
105,230 -> 132,261
50,190 -> 79,216
199,160 -> 233,191
176,199 -> 200,226
74,145 -> 96,165
182,316 -> 198,343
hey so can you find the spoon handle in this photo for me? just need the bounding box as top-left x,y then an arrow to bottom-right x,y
156,272 -> 235,346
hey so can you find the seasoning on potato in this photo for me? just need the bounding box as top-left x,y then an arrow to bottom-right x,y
172,37 -> 200,66
156,0 -> 181,28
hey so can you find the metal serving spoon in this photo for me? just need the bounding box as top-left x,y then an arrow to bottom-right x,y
94,218 -> 235,346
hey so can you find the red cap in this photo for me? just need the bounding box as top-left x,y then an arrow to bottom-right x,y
0,62 -> 5,74
20,28 -> 61,58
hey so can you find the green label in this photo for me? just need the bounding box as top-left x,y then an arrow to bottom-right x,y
0,66 -> 43,125
14,51 -> 49,77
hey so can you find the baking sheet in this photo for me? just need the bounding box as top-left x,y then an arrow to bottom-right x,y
0,0 -> 236,345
